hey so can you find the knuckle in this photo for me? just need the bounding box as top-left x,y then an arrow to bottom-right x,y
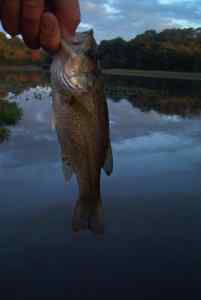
22,0 -> 44,20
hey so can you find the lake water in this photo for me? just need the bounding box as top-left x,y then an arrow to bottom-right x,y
0,73 -> 201,298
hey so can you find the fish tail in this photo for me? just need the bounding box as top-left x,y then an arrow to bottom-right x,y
88,206 -> 104,237
72,195 -> 104,237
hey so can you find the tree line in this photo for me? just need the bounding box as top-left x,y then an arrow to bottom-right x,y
98,28 -> 201,72
1,28 -> 201,72
0,32 -> 47,65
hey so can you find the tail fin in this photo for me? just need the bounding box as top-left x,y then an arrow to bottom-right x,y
72,197 -> 104,238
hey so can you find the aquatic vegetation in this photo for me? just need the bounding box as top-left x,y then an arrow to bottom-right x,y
0,127 -> 10,143
0,100 -> 23,126
0,99 -> 22,143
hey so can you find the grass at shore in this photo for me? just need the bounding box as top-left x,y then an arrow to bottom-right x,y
0,65 -> 43,72
103,69 -> 201,81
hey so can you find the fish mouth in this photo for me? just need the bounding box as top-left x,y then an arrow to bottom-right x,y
51,57 -> 95,96
52,29 -> 97,95
61,70 -> 95,95
60,30 -> 97,94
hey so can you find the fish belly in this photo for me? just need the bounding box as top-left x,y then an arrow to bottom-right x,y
52,78 -> 109,197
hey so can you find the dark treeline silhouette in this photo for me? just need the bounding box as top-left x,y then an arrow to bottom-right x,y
98,28 -> 201,72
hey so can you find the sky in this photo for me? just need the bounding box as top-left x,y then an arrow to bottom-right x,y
78,0 -> 201,41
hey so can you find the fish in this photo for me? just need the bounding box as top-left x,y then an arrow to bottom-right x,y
51,30 -> 113,236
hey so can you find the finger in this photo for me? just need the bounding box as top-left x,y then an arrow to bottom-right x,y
40,12 -> 61,52
0,0 -> 3,15
1,0 -> 21,35
21,0 -> 44,49
53,0 -> 81,36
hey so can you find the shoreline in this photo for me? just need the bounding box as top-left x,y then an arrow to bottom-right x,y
1,65 -> 201,81
0,65 -> 45,72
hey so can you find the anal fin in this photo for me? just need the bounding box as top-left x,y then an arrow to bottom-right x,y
103,142 -> 113,176
51,111 -> 56,130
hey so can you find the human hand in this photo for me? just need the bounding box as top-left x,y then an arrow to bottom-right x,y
0,0 -> 81,52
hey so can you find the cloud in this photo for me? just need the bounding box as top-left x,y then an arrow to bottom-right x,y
78,0 -> 201,41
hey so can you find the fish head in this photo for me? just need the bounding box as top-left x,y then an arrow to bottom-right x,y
61,30 -> 98,94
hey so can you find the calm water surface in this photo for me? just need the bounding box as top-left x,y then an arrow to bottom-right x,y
0,74 -> 201,298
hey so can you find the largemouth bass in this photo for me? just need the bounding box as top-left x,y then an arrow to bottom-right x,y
51,30 -> 113,236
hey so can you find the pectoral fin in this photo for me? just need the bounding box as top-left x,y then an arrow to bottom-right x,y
62,159 -> 74,183
103,143 -> 113,176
